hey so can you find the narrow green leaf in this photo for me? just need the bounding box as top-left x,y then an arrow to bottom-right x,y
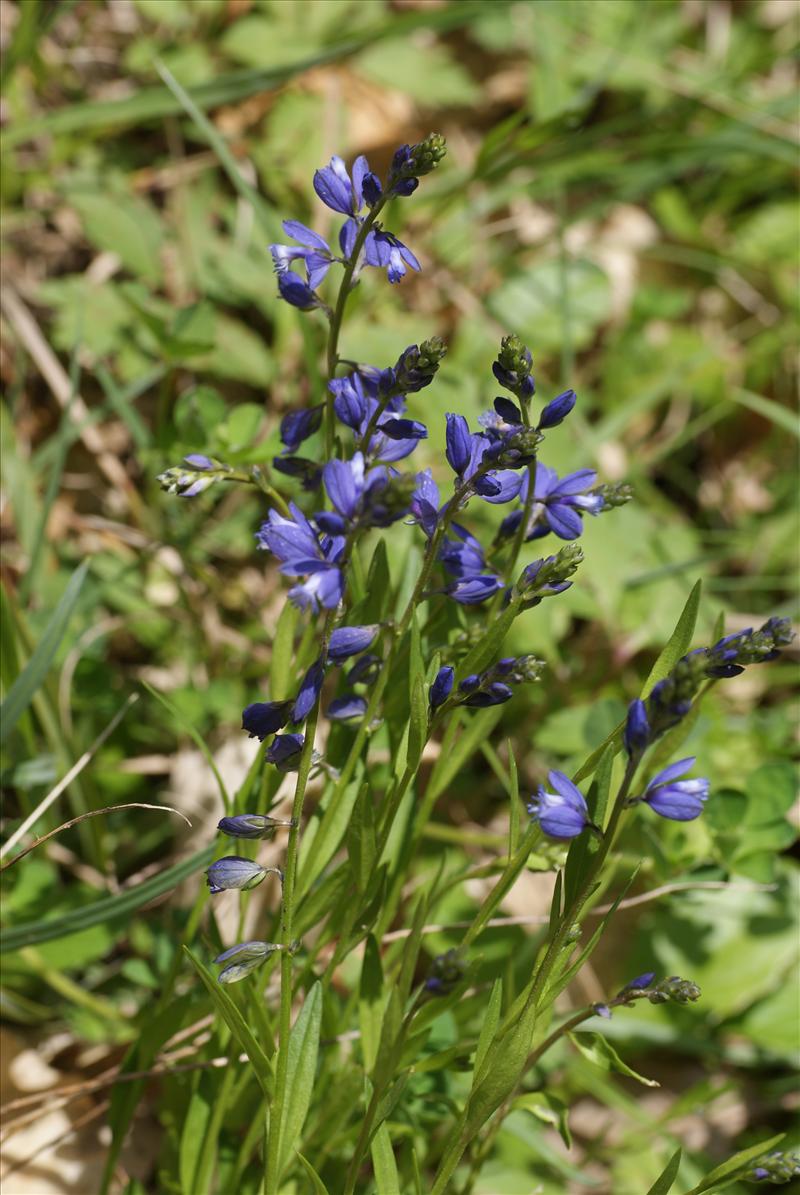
371,1120 -> 400,1195
569,1031 -> 660,1086
514,1092 -> 572,1149
456,599 -> 519,682
464,999 -> 539,1138
680,1134 -> 784,1195
507,744 -> 521,854
359,935 -> 385,1072
426,707 -> 504,803
647,1148 -> 682,1195
295,1152 -> 330,1195
473,979 -> 503,1084
270,601 -> 299,700
1,843 -> 215,952
1,561 -> 87,744
296,774 -> 362,898
642,579 -> 702,696
547,868 -> 639,1003
407,673 -> 428,772
362,539 -> 393,623
142,681 -> 230,811
347,781 -> 376,894
156,61 -> 281,241
277,981 -> 323,1178
184,948 -> 272,1097
548,870 -> 563,934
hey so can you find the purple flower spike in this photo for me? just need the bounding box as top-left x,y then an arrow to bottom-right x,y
643,758 -> 710,821
527,771 -> 589,839
429,665 -> 455,710
328,625 -> 379,662
242,701 -> 292,741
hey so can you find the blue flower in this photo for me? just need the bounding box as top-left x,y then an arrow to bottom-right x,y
277,270 -> 323,310
214,940 -> 279,984
279,405 -> 323,452
624,698 -> 651,757
411,469 -> 441,538
328,624 -> 379,662
292,659 -> 325,724
346,653 -> 382,685
313,154 -> 370,216
429,665 -> 454,710
217,813 -> 294,839
329,370 -> 426,462
242,701 -> 292,741
323,452 -> 414,528
265,733 -> 306,771
270,220 -> 337,289
642,758 -> 709,821
364,229 -> 421,284
440,525 -> 504,604
463,682 -> 514,708
538,389 -> 576,429
623,972 -> 656,991
445,413 -> 524,504
510,464 -> 604,541
206,857 -> 275,893
327,694 -> 368,720
527,771 -> 589,839
256,502 -> 345,612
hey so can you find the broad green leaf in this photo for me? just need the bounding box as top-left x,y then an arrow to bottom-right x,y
67,187 -> 163,283
570,1031 -> 660,1086
647,1148 -> 682,1195
277,981 -> 323,1178
184,948 -> 272,1097
680,1134 -> 784,1195
1,844 -> 215,953
1,562 -> 88,744
642,579 -> 702,696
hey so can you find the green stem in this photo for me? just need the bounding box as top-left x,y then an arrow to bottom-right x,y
264,610 -> 336,1193
324,196 -> 388,454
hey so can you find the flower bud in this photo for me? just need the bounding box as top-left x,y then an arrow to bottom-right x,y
214,940 -> 283,983
647,975 -> 701,1005
745,1149 -> 800,1184
206,857 -> 280,894
492,334 -> 535,401
538,389 -> 576,429
217,813 -> 296,839
424,948 -> 465,995
429,665 -> 455,710
624,699 -> 651,757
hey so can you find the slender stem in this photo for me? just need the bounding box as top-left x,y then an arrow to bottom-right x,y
324,197 -> 388,454
433,760 -> 640,1195
264,611 -> 336,1193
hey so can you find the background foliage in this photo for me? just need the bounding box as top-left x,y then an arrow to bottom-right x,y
1,1 -> 797,1192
